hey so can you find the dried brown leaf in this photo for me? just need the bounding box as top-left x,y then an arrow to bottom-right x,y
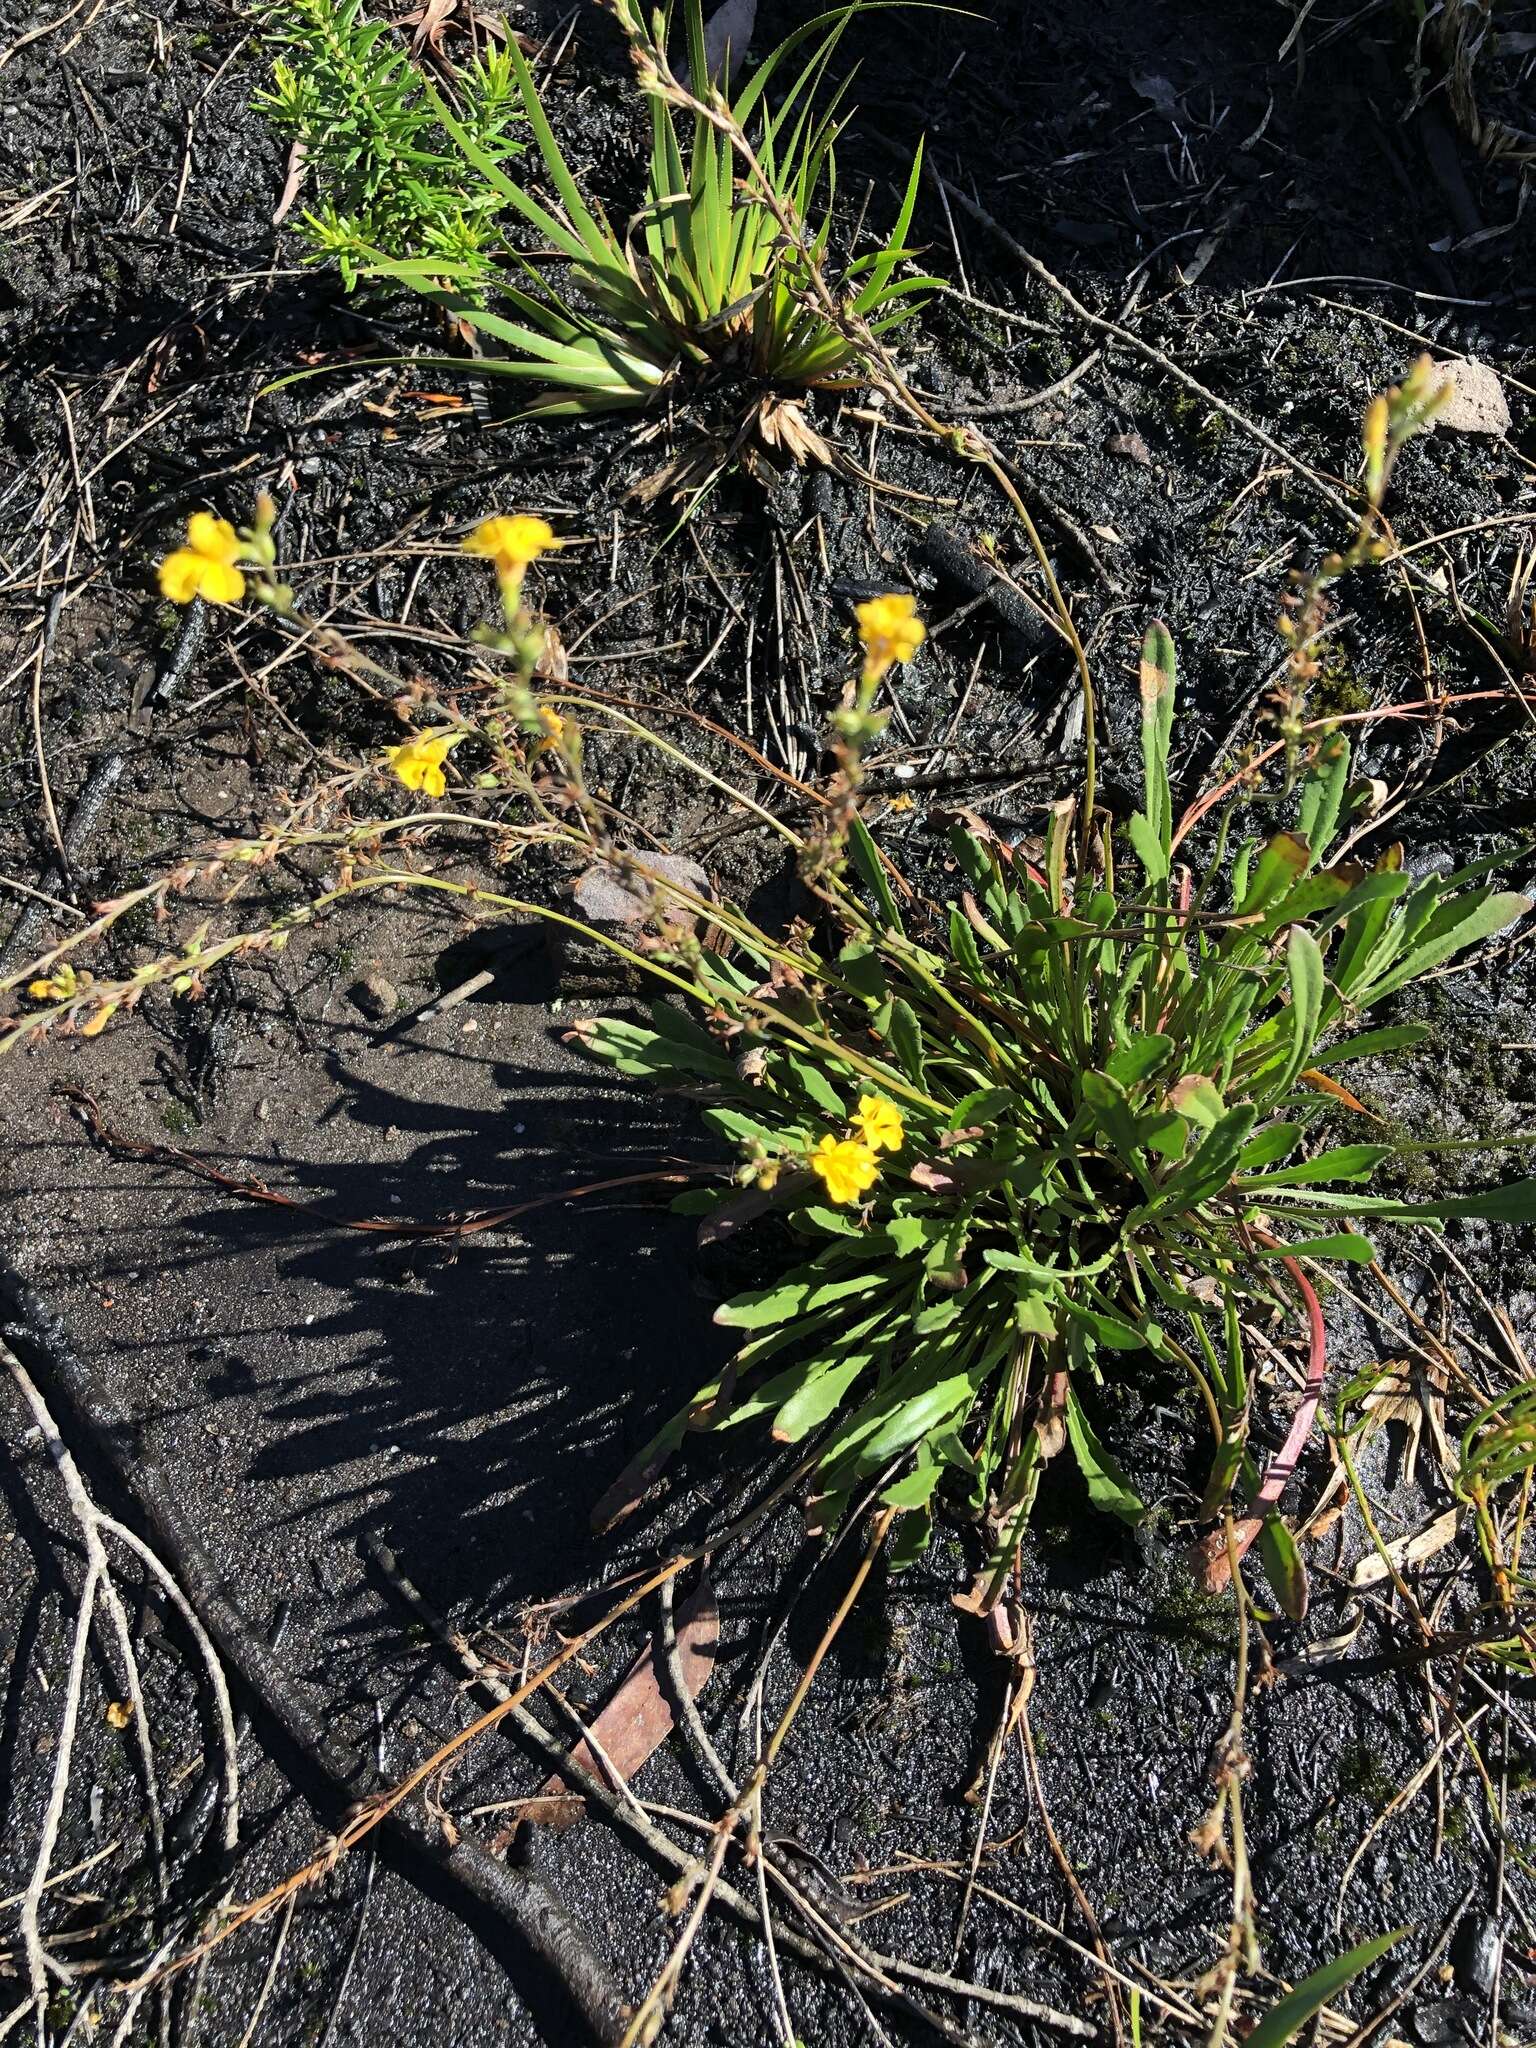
1190,1513 -> 1264,1596
1350,1508 -> 1461,1588
756,395 -> 832,468
523,1580 -> 719,1832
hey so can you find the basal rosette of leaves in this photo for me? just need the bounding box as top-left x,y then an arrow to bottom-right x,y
272,0 -> 935,429
577,628 -> 1536,1609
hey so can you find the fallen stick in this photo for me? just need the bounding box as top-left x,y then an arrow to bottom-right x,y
365,1534 -> 1097,2044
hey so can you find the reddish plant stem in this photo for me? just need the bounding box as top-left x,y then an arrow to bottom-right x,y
1195,1230 -> 1326,1595
1170,688 -> 1518,853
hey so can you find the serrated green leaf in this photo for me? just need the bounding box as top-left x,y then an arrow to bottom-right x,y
1199,1429 -> 1247,1519
882,1455 -> 944,1509
1064,1384 -> 1145,1524
1258,866 -> 1355,933
1127,810 -> 1166,886
985,1245 -> 1113,1284
1139,1104 -> 1258,1216
772,1356 -> 872,1441
715,1266 -> 890,1330
847,814 -> 904,933
1168,1073 -> 1226,1132
1237,1144 -> 1391,1187
1012,1289 -> 1058,1338
1138,1110 -> 1188,1159
886,997 -> 926,1084
1363,890 -> 1530,1003
1265,1174 -> 1536,1223
648,999 -> 728,1056
913,1297 -> 964,1336
1137,620 -> 1176,870
1272,926 -> 1325,1100
886,1215 -> 933,1257
1311,1023 -> 1431,1067
862,1367 -> 984,1465
1082,1068 -> 1142,1157
1295,731 -> 1351,863
1237,832 -> 1312,914
837,942 -> 888,1002
948,905 -> 985,979
784,1054 -> 845,1119
793,1204 -> 865,1236
887,1503 -> 934,1569
704,1105 -> 796,1149
947,1086 -> 1015,1130
1238,1122 -> 1303,1170
1105,1033 -> 1173,1089
1057,1296 -> 1149,1351
1252,1231 -> 1376,1262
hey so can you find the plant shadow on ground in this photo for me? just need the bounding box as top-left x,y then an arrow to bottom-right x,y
178,1029 -> 737,1620
0,923 -> 740,1624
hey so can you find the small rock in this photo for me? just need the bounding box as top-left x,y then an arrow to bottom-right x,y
1104,430 -> 1152,466
1410,1996 -> 1477,2046
689,0 -> 755,86
349,971 -> 397,1021
1430,357 -> 1510,438
1450,1911 -> 1501,1999
553,853 -> 713,993
1130,72 -> 1179,113
570,853 -> 710,930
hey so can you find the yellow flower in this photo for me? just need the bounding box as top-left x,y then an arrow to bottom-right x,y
855,592 -> 925,680
383,728 -> 466,798
28,963 -> 78,1003
158,511 -> 246,605
810,1134 -> 880,1206
464,515 -> 560,579
854,1094 -> 904,1153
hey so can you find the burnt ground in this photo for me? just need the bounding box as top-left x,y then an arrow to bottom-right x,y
2,0 -> 1536,2040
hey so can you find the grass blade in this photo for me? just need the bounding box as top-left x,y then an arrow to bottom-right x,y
1243,1928 -> 1406,2048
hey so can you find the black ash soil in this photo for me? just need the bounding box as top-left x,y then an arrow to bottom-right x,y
2,0 -> 1535,2039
